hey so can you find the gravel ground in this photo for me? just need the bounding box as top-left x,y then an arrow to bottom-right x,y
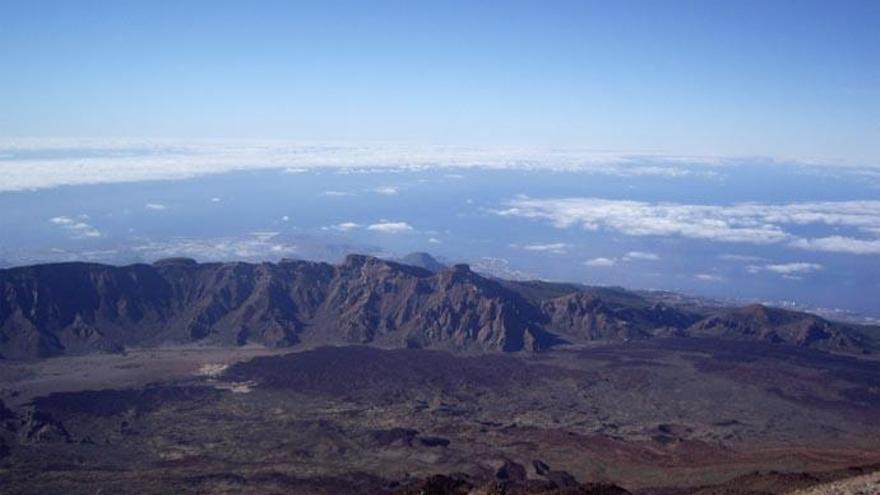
790,470 -> 880,495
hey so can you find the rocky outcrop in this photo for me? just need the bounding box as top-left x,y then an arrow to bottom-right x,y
316,256 -> 553,351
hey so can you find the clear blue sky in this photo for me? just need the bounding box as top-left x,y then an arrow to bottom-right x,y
1,0 -> 878,164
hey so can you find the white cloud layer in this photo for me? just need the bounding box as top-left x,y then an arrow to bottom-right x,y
0,139 -> 755,192
498,197 -> 880,255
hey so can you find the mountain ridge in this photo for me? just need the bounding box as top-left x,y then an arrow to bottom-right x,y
0,254 -> 874,360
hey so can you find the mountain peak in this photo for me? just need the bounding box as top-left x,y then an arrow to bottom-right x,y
400,252 -> 446,273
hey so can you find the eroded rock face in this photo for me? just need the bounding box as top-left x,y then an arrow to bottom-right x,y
0,255 -> 873,359
322,258 -> 554,351
541,292 -> 700,341
0,256 -> 555,357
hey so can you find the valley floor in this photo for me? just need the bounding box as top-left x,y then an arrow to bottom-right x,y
2,340 -> 880,494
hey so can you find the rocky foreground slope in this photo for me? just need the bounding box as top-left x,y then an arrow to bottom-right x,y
0,254 -> 875,359
3,342 -> 880,493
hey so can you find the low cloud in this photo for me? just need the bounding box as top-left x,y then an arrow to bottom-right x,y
497,197 -> 880,255
585,257 -> 616,267
622,251 -> 660,261
582,250 -> 659,267
133,233 -> 296,261
373,186 -> 399,195
145,203 -> 167,210
695,273 -> 724,282
718,253 -> 765,262
324,222 -> 361,232
790,236 -> 880,255
49,216 -> 101,239
366,221 -> 413,234
322,191 -> 353,197
250,231 -> 280,242
749,262 -> 823,276
521,242 -> 571,254
0,139 -> 764,193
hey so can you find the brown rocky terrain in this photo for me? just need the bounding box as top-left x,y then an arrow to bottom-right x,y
1,340 -> 879,494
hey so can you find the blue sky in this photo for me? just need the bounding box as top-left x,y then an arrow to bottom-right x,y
1,0 -> 878,164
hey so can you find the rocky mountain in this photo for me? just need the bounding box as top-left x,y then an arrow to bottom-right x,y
688,304 -> 870,354
541,290 -> 702,341
0,255 -> 874,359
